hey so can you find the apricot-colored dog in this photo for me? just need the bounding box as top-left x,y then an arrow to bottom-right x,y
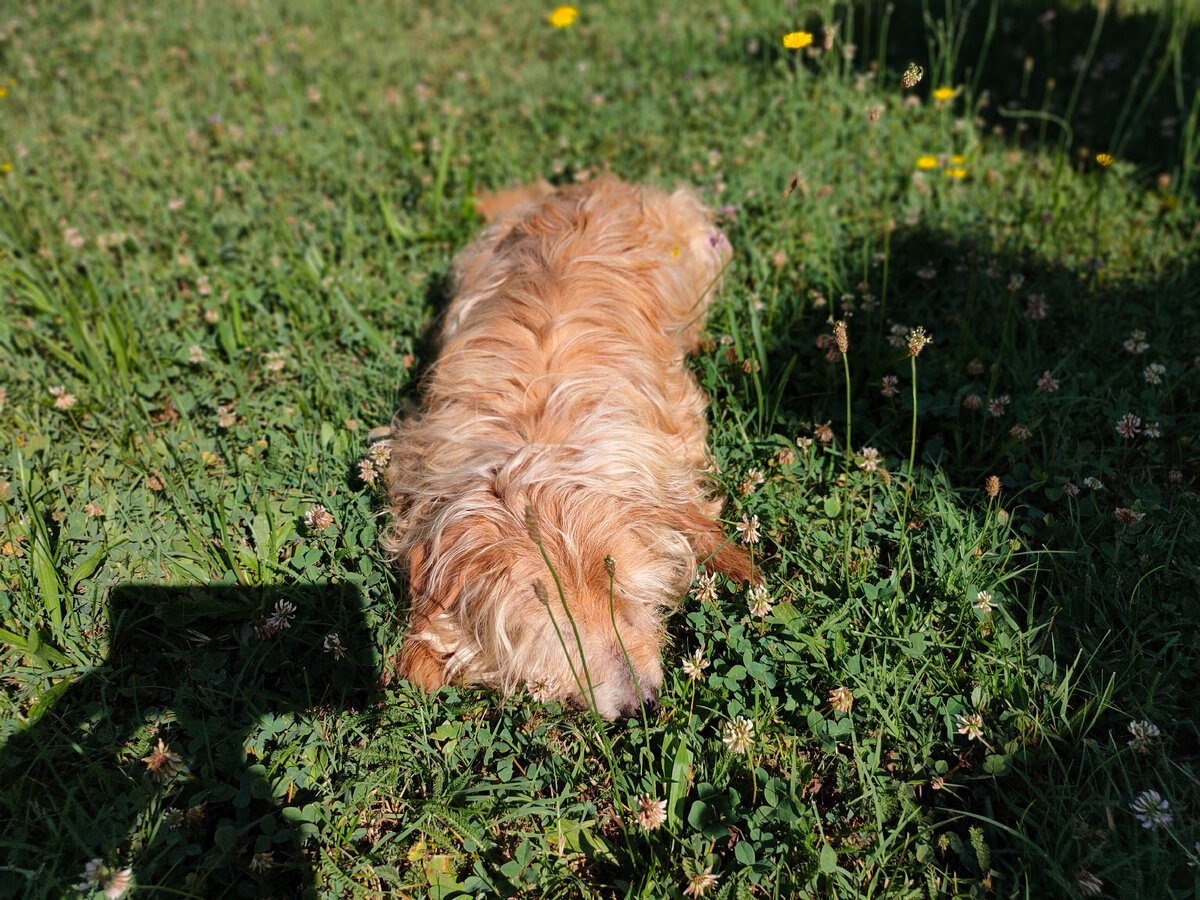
374,176 -> 753,719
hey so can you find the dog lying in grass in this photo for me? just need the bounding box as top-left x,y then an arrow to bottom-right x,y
374,176 -> 753,719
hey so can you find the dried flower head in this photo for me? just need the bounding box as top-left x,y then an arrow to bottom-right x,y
305,505 -> 333,530
323,632 -> 346,659
1075,870 -> 1103,897
881,375 -> 899,398
906,326 -> 932,357
142,738 -> 184,783
1114,507 -> 1144,526
829,686 -> 853,713
985,475 -> 1001,497
1127,719 -> 1161,753
683,866 -> 720,897
833,320 -> 848,354
901,61 -> 925,89
524,506 -> 542,544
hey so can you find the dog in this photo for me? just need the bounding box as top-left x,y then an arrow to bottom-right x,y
373,176 -> 754,719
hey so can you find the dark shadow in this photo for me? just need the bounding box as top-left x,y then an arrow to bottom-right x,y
718,1 -> 1199,195
0,582 -> 376,899
708,212 -> 1199,888
870,0 -> 1199,188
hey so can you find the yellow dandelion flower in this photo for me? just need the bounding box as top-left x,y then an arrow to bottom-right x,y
548,5 -> 578,28
0,87 -> 7,98
932,86 -> 956,102
950,154 -> 965,165
782,31 -> 814,49
670,245 -> 681,258
945,167 -> 967,179
1095,153 -> 1114,167
1,163 -> 10,173
915,155 -> 938,171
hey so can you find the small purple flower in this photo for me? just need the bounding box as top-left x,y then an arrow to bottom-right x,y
207,113 -> 222,124
709,231 -> 730,252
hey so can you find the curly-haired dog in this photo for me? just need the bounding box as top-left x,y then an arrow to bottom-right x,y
374,176 -> 754,719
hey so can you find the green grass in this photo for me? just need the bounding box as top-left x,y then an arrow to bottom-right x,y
1,0 -> 1199,897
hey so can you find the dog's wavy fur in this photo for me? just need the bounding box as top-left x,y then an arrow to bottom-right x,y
374,176 -> 753,719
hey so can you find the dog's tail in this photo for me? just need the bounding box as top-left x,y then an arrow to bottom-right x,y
472,179 -> 555,224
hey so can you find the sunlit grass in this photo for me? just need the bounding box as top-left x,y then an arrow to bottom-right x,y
1,1 -> 1198,897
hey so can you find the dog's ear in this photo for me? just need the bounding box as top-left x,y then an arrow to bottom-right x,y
398,539 -> 460,689
398,637 -> 450,690
473,180 -> 554,224
669,502 -> 757,584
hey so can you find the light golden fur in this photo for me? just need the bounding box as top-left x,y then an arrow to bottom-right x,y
374,176 -> 753,719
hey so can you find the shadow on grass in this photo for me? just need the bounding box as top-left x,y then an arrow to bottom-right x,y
0,582 -> 376,899
728,216 -> 1200,886
721,0 -> 1199,194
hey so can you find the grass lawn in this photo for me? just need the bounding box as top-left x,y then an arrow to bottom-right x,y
2,0 -> 1199,897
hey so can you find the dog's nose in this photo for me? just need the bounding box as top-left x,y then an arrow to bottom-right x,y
640,693 -> 660,719
618,689 -> 659,721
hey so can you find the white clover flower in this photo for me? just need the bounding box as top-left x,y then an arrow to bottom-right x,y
956,713 -> 984,741
1130,789 -> 1172,829
722,716 -> 755,754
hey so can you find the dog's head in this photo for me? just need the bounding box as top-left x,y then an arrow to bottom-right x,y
400,472 -> 703,719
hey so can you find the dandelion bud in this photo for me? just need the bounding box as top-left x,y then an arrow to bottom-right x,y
524,505 -> 542,544
906,326 -> 931,357
533,580 -> 550,605
833,320 -> 849,354
985,475 -> 1001,497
